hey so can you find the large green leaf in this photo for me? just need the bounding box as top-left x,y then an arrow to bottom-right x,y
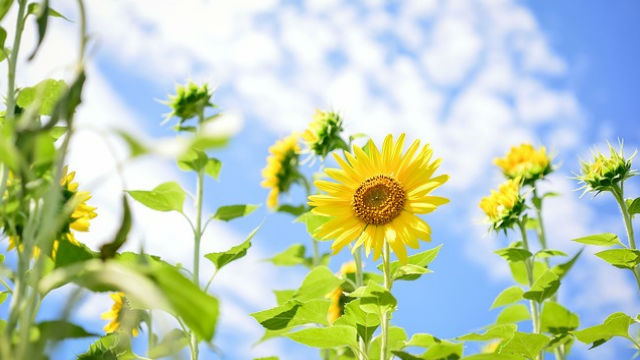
295,212 -> 331,239
127,182 -> 185,212
421,341 -> 464,360
380,245 -> 442,281
490,286 -> 524,309
349,281 -> 397,317
54,240 -> 96,268
292,266 -> 342,302
251,299 -> 330,331
369,326 -> 407,360
496,304 -> 530,324
457,324 -> 517,341
509,260 -> 547,286
594,249 -> 640,269
571,233 -> 622,247
204,225 -> 258,271
38,320 -> 98,342
334,299 -> 380,344
286,325 -> 358,349
522,270 -> 560,303
551,249 -> 583,279
16,78 -> 67,115
211,204 -> 259,221
269,244 -> 307,266
499,332 -> 549,360
541,301 -> 579,334
574,312 -> 636,348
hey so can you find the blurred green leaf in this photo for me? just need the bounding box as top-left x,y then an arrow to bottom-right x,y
628,197 -> 640,216
495,248 -> 532,262
295,212 -> 330,239
335,299 -> 380,344
534,249 -> 567,259
287,325 -> 358,349
381,245 -> 441,281
38,320 -> 98,342
509,260 -> 547,286
204,157 -> 222,179
251,299 -> 330,333
421,341 -> 463,360
293,266 -> 341,302
522,270 -> 560,303
211,204 -> 259,222
148,329 -> 189,359
54,240 -> 96,269
350,280 -> 397,316
551,248 -> 583,279
16,78 -> 67,116
127,181 -> 185,212
369,326 -> 407,360
457,324 -> 517,341
490,286 -> 524,309
204,225 -> 258,271
572,233 -> 622,247
496,304 -> 530,324
500,332 -> 549,360
0,2 -> 11,21
0,292 -> 7,305
114,130 -> 148,158
269,244 -> 306,267
594,249 -> 640,269
541,301 -> 579,334
574,312 -> 636,349
99,196 -> 132,260
27,3 -> 69,20
276,204 -> 307,216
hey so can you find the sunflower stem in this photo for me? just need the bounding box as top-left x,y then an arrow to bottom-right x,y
380,242 -> 392,360
353,246 -> 367,359
312,238 -> 320,267
611,184 -> 640,293
518,220 -> 542,360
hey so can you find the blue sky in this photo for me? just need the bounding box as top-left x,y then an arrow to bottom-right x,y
4,0 -> 640,359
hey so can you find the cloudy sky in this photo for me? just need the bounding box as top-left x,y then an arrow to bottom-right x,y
3,0 -> 640,359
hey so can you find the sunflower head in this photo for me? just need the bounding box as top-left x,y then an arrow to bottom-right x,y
101,292 -> 140,337
261,133 -> 303,209
309,134 -> 449,264
327,261 -> 357,324
302,110 -> 348,159
479,178 -> 525,231
578,143 -> 636,194
166,82 -> 214,122
494,143 -> 552,185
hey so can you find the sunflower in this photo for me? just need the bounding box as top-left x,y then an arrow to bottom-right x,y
7,166 -> 96,258
578,143 -> 636,194
302,110 -> 348,159
327,261 -> 357,324
101,292 -> 139,337
494,143 -> 552,185
308,134 -> 449,264
479,178 -> 524,231
261,133 -> 302,209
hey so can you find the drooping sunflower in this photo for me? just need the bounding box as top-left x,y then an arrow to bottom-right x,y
479,178 -> 524,231
494,143 -> 552,185
308,134 -> 449,264
7,166 -> 97,258
261,133 -> 302,209
101,292 -> 139,337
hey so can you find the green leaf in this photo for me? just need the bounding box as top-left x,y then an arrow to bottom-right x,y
457,324 -> 517,341
114,130 -> 148,158
292,266 -> 342,302
54,240 -> 96,269
572,233 -> 622,247
405,333 -> 441,347
490,286 -> 524,309
269,244 -> 306,267
522,270 -> 560,303
350,280 -> 397,316
628,197 -> 640,216
534,249 -> 567,259
38,320 -> 98,342
541,301 -> 579,334
211,204 -> 259,221
27,3 -> 69,20
273,289 -> 295,305
295,212 -> 331,239
0,2 -> 12,22
251,299 -> 330,331
204,157 -> 222,179
551,248 -> 583,279
509,260 -> 547,286
76,333 -> 134,360
127,181 -> 185,212
334,299 -> 380,344
0,26 -> 5,50
594,249 -> 640,269
276,204 -> 307,216
496,304 -> 530,324
421,341 -> 463,360
500,332 -> 549,360
204,225 -> 258,271
0,292 -> 7,305
369,326 -> 407,360
287,325 -> 358,349
99,196 -> 132,260
148,329 -> 189,359
574,312 -> 636,349
16,78 -> 67,115
495,248 -> 532,262
460,355 -> 523,360
381,245 -> 442,281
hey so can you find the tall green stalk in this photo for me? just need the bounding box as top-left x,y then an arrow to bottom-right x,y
517,220 -> 542,360
380,242 -> 392,360
611,184 -> 640,293
353,246 -> 367,360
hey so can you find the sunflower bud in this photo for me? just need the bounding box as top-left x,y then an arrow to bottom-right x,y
494,143 -> 552,186
166,82 -> 214,123
327,261 -> 357,324
578,143 -> 636,194
261,133 -> 303,209
302,110 -> 348,159
479,178 -> 525,231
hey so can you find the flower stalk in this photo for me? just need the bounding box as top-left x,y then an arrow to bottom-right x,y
517,219 -> 542,360
611,184 -> 640,292
380,242 -> 392,360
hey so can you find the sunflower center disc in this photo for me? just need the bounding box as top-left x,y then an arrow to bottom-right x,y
352,175 -> 406,225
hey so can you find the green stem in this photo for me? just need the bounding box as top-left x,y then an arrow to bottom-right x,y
518,220 -> 542,360
353,246 -> 367,360
312,238 -> 320,267
611,185 -> 640,293
6,0 -> 28,122
380,242 -> 392,360
531,188 -> 550,265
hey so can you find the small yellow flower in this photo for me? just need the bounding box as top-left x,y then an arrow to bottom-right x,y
578,143 -> 636,194
261,133 -> 302,209
494,143 -> 552,185
309,134 -> 449,264
101,292 -> 139,337
327,261 -> 357,324
479,178 -> 525,231
302,110 -> 348,159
